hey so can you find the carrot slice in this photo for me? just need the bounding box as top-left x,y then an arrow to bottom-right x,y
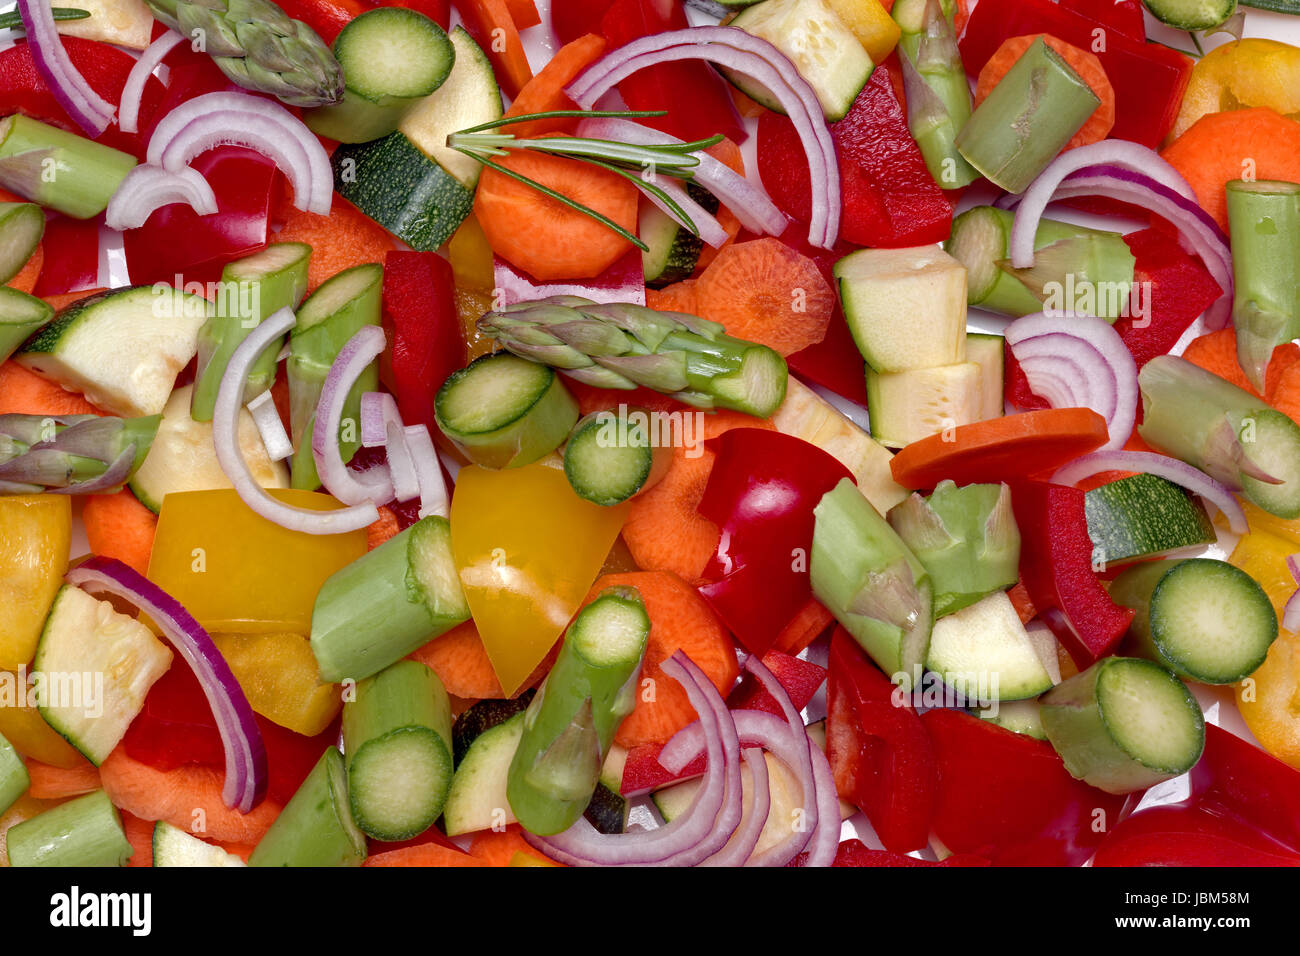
474,147 -> 637,281
975,34 -> 1115,150
273,194 -> 398,293
0,361 -> 103,416
889,407 -> 1111,489
1268,358 -> 1300,428
772,597 -> 834,656
364,843 -> 487,866
468,824 -> 565,866
409,620 -> 555,699
622,409 -> 772,584
24,759 -> 101,799
1162,108 -> 1300,232
585,570 -> 740,748
98,746 -> 283,844
693,238 -> 834,356
1181,327 -> 1300,404
1007,581 -> 1036,625
452,0 -> 533,98
82,489 -> 157,578
366,506 -> 401,551
503,0 -> 539,28
42,287 -> 107,312
122,810 -> 154,867
6,242 -> 41,294
644,279 -> 699,315
502,33 -> 606,139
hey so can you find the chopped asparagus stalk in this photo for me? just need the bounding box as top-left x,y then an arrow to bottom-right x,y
812,478 -> 934,681
310,515 -> 470,682
956,37 -> 1101,194
887,481 -> 1020,618
562,408 -> 672,506
6,790 -> 132,867
507,586 -> 650,836
342,660 -> 454,841
287,263 -> 383,489
190,243 -> 312,422
893,0 -> 978,189
248,748 -> 367,867
0,115 -> 136,219
0,412 -> 161,493
0,286 -> 54,365
1226,179 -> 1300,392
0,201 -> 44,285
0,730 -> 29,816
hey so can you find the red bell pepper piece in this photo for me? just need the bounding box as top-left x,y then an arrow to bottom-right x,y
696,429 -> 853,655
826,629 -> 937,853
599,0 -> 746,144
553,0 -> 616,45
379,251 -> 467,434
959,0 -> 1192,148
922,707 -> 1128,866
123,147 -> 278,286
1057,0 -> 1146,40
1010,479 -> 1135,666
757,67 -> 953,248
0,38 -> 165,158
727,650 -> 827,718
31,216 -> 101,298
1191,724 -> 1300,853
122,653 -> 341,808
832,840 -> 991,867
619,743 -> 707,796
377,0 -> 451,28
276,0 -> 367,43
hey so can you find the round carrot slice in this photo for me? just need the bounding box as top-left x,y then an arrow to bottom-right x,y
889,408 -> 1110,489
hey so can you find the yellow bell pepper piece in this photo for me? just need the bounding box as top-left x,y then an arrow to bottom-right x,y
0,495 -> 70,670
212,632 -> 341,737
450,463 -> 628,696
0,670 -> 87,768
1229,527 -> 1297,618
826,0 -> 900,64
147,489 -> 366,635
449,215 -> 497,361
1171,39 -> 1300,141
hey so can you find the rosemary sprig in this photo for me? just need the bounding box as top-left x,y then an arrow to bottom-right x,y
448,109 -> 726,253
0,7 -> 91,30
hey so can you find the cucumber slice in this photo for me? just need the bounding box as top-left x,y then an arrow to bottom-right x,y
965,333 -> 1004,421
1084,472 -> 1216,568
925,590 -> 1054,701
728,0 -> 874,121
1111,558 -> 1278,685
835,245 -> 968,373
129,384 -> 290,513
435,352 -> 580,469
1141,0 -> 1238,30
15,287 -> 211,417
33,585 -> 173,765
866,362 -> 981,448
152,821 -> 246,867
443,710 -> 525,836
1040,657 -> 1205,794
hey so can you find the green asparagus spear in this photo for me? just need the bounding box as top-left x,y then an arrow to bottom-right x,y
0,412 -> 160,494
507,586 -> 649,836
248,748 -> 367,866
0,287 -> 53,365
0,115 -> 136,219
190,242 -> 311,422
6,790 -> 133,867
956,36 -> 1101,194
287,263 -> 382,489
477,296 -> 789,418
1226,179 -> 1300,392
0,201 -> 44,285
0,731 -> 28,817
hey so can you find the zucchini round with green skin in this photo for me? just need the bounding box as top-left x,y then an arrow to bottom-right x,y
305,8 -> 456,143
0,201 -> 43,285
0,286 -> 54,365
640,189 -> 714,288
925,590 -> 1053,701
5,789 -> 133,867
1084,472 -> 1216,568
436,352 -> 580,470
563,409 -> 671,506
1040,656 -> 1205,794
1141,0 -> 1238,30
443,710 -> 525,836
1110,558 -> 1277,685
452,692 -> 535,765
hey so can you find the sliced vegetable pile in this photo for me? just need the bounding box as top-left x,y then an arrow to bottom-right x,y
6,0 -> 1300,871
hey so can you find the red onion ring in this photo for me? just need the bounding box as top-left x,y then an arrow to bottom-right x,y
359,391 -> 401,448
104,164 -> 218,230
66,556 -> 268,812
642,175 -> 729,248
1284,555 -> 1300,633
1051,449 -> 1248,534
246,389 -> 292,462
402,424 -> 448,518
118,29 -> 184,135
312,326 -> 393,507
698,748 -> 770,867
16,0 -> 114,136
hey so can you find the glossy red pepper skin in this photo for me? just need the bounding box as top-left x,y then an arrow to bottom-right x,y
757,67 -> 953,249
0,38 -> 165,158
832,840 -> 991,867
379,251 -> 467,434
122,654 -> 341,807
31,217 -> 100,298
1057,0 -> 1146,40
959,0 -> 1193,148
826,629 -> 937,853
599,0 -> 746,144
923,707 -> 1128,866
276,0 -> 367,43
1191,724 -> 1300,852
123,147 -> 278,286
1010,480 -> 1135,666
553,0 -> 616,44
727,650 -> 827,718
696,429 -> 852,655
